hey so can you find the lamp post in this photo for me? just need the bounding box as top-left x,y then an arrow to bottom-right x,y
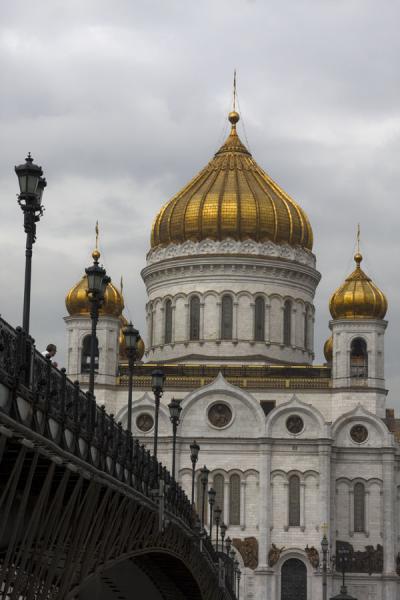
220,522 -> 227,553
123,322 -> 140,432
15,154 -> 46,335
199,465 -> 209,528
214,506 -> 222,551
225,536 -> 232,555
85,250 -> 110,399
168,398 -> 182,479
190,440 -> 200,505
330,545 -> 357,600
321,533 -> 329,600
208,487 -> 216,537
236,566 -> 241,600
151,369 -> 165,459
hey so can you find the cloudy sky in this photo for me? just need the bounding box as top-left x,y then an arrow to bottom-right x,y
1,1 -> 399,406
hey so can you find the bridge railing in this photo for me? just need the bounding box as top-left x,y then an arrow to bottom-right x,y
0,317 -> 237,598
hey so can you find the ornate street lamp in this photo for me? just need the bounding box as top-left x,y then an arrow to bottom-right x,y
220,521 -> 227,553
85,250 -> 110,400
123,322 -> 140,432
199,465 -> 209,528
214,505 -> 222,551
321,533 -> 329,600
151,369 -> 165,459
15,154 -> 46,334
168,398 -> 182,480
190,440 -> 200,505
208,487 -> 216,537
331,545 -> 357,600
236,566 -> 241,600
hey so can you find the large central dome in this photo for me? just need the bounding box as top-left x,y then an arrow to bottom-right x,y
151,111 -> 313,250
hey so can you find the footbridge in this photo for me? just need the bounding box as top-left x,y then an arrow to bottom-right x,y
0,318 -> 237,599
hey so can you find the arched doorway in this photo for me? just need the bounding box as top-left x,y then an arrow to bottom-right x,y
281,558 -> 307,600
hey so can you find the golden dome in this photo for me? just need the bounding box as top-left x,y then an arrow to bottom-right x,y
151,112 -> 313,250
329,253 -> 387,320
66,253 -> 124,318
119,315 -> 145,361
324,336 -> 333,362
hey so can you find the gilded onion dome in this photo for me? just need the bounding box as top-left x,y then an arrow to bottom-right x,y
329,253 -> 387,320
151,111 -> 313,250
119,315 -> 145,361
65,251 -> 124,318
324,336 -> 333,362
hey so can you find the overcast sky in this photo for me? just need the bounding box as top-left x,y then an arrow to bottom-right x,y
1,0 -> 399,408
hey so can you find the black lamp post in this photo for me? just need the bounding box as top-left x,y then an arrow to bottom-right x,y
220,521 -> 227,553
199,465 -> 209,528
214,505 -> 222,551
15,154 -> 46,335
168,398 -> 182,480
190,440 -> 200,505
85,250 -> 110,399
208,487 -> 216,537
236,566 -> 241,600
123,322 -> 140,432
151,368 -> 165,459
321,533 -> 329,600
331,546 -> 357,600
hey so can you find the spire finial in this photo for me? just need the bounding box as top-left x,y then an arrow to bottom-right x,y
354,223 -> 362,266
120,275 -> 123,295
92,220 -> 100,262
228,70 -> 240,128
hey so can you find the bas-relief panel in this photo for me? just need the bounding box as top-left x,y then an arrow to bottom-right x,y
347,584 -> 377,600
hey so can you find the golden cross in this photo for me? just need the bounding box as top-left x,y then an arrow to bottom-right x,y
95,220 -> 99,250
356,223 -> 360,253
233,69 -> 237,112
120,275 -> 124,295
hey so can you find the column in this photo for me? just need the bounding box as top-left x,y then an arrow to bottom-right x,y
200,301 -> 205,340
258,445 -> 272,566
233,301 -> 239,341
240,480 -> 246,530
160,305 -> 165,344
283,482 -> 289,531
171,304 -> 176,343
382,451 -> 396,573
265,302 -> 270,343
300,482 -> 306,531
291,306 -> 296,347
349,488 -> 354,536
185,302 -> 190,341
365,489 -> 370,537
319,444 -> 331,532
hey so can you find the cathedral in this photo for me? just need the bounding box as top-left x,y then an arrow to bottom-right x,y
63,108 -> 398,600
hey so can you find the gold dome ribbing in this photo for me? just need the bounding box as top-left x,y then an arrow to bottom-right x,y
324,336 -> 333,362
329,253 -> 387,320
151,112 -> 313,250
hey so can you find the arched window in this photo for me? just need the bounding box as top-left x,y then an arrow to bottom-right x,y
288,474 -> 300,526
164,299 -> 172,344
350,338 -> 368,378
229,474 -> 240,525
196,473 -> 207,522
354,482 -> 365,532
81,334 -> 98,374
283,300 -> 292,346
254,296 -> 265,341
221,295 -> 233,340
304,307 -> 309,350
213,474 -> 225,522
190,296 -> 200,341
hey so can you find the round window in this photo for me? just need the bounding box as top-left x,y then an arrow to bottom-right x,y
208,403 -> 232,428
136,413 -> 154,432
286,415 -> 304,434
350,424 -> 368,444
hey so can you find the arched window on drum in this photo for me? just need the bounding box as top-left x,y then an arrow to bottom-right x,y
213,474 -> 225,523
354,482 -> 366,532
350,338 -> 368,378
221,295 -> 233,340
288,474 -> 300,527
254,296 -> 265,341
283,300 -> 292,346
164,299 -> 172,344
190,296 -> 200,341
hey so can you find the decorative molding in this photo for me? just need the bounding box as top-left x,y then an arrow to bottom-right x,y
147,238 -> 316,268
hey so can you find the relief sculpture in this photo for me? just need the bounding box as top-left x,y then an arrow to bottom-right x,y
232,537 -> 258,570
305,545 -> 320,569
335,541 -> 383,574
268,543 -> 285,567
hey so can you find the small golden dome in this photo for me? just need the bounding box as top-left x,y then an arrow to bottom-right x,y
329,253 -> 387,320
66,272 -> 124,318
151,111 -> 313,250
324,336 -> 333,362
92,249 -> 100,261
119,315 -> 145,361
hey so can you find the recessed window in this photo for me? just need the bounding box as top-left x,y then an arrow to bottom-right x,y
221,295 -> 233,340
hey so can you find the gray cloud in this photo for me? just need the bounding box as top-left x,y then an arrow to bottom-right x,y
1,0 -> 399,407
